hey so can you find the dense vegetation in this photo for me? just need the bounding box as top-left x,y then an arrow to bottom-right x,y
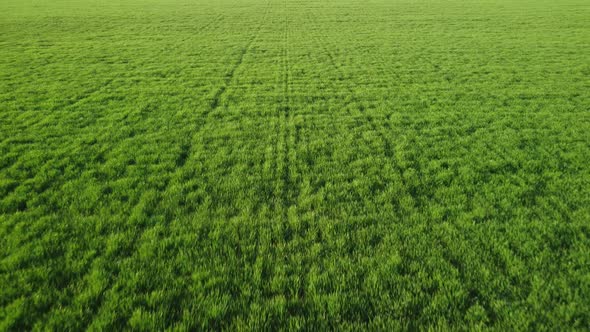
1,0 -> 589,329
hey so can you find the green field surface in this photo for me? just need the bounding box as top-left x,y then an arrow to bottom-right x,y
1,0 -> 589,329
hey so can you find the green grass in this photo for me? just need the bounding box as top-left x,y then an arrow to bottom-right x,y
1,0 -> 589,329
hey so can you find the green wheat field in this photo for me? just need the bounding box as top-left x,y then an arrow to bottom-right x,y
1,0 -> 589,329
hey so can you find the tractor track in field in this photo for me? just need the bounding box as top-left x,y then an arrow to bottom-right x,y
75,2 -> 274,327
303,10 -> 478,307
195,14 -> 224,34
173,0 -> 271,170
50,13 -> 227,115
52,78 -> 115,112
304,13 -> 396,147
303,10 -> 487,251
306,9 -> 415,219
305,8 -> 529,295
279,0 -> 296,221
272,0 -> 307,305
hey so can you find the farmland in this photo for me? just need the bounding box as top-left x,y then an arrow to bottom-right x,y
1,0 -> 589,329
